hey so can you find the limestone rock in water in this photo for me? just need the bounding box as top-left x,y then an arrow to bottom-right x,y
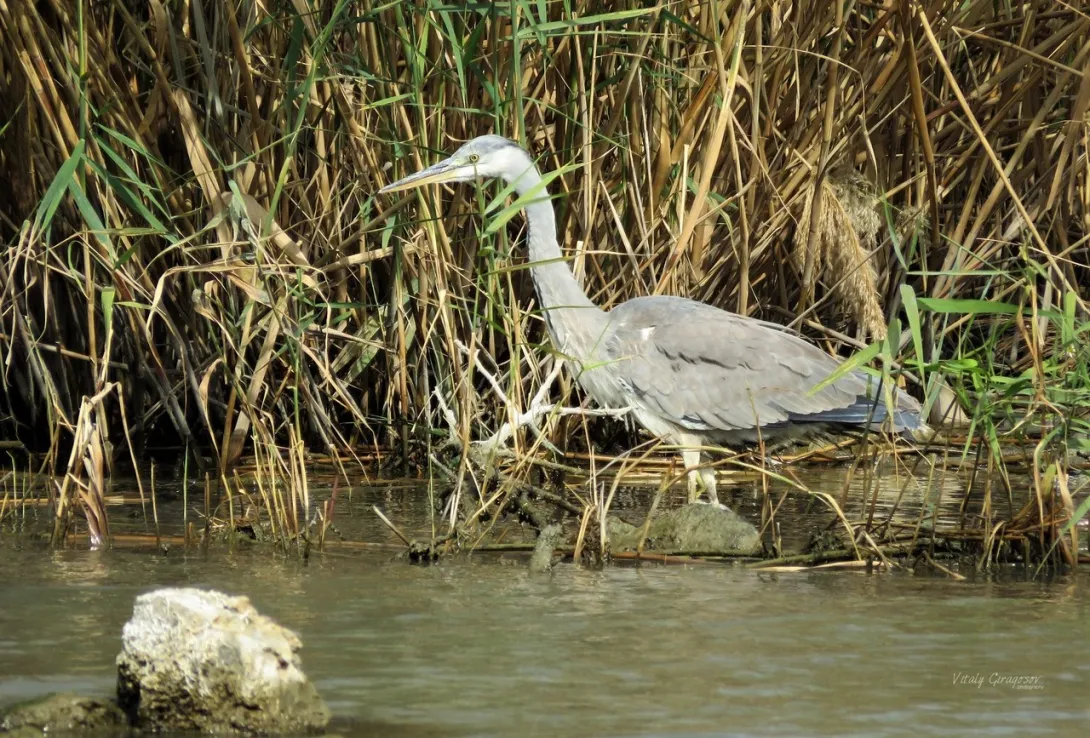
608,504 -> 761,555
0,693 -> 128,735
116,588 -> 330,734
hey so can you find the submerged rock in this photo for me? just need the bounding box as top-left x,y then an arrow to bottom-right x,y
529,523 -> 564,573
608,504 -> 761,555
115,588 -> 330,735
0,693 -> 128,736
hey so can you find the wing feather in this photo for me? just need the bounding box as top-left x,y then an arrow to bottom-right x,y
599,296 -> 919,433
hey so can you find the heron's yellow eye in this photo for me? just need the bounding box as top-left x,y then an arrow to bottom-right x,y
469,154 -> 480,164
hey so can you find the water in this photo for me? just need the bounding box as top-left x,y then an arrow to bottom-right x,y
2,469 -> 1089,736
1,544 -> 1088,736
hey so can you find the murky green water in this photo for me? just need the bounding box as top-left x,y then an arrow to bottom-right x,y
1,544 -> 1088,736
2,467 -> 1089,736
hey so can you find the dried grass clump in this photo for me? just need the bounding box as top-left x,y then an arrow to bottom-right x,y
795,167 -> 888,340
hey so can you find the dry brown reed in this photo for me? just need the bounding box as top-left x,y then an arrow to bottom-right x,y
1,1 -> 1088,552
795,168 -> 888,339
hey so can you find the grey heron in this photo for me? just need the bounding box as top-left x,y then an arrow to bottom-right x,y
380,135 -> 922,504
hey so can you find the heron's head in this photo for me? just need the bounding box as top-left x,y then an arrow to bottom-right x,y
378,135 -> 533,194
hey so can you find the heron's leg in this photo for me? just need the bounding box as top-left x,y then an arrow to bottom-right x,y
699,467 -> 719,505
681,450 -> 720,504
681,450 -> 704,504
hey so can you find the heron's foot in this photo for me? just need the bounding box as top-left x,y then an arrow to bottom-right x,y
689,498 -> 731,512
686,467 -> 720,506
688,490 -> 722,506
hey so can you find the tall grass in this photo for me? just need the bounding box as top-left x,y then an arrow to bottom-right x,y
0,1 -> 1087,549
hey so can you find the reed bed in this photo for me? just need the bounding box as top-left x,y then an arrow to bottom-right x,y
0,0 -> 1088,559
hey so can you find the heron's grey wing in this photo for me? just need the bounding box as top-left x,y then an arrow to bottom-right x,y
602,296 -> 919,433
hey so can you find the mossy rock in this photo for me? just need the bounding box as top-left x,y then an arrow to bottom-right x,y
0,693 -> 128,736
608,504 -> 761,555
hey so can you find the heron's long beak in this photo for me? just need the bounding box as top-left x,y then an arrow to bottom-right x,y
379,158 -> 461,194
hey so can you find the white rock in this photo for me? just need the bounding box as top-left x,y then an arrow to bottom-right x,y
116,587 -> 329,734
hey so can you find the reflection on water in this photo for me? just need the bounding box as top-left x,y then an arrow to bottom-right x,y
6,453 -> 1084,558
1,543 -> 1088,737
14,459 -> 1071,558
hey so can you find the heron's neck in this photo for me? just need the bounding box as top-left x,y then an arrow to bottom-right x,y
513,167 -> 607,359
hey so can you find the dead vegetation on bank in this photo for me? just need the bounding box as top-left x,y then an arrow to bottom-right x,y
0,1 -> 1088,561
